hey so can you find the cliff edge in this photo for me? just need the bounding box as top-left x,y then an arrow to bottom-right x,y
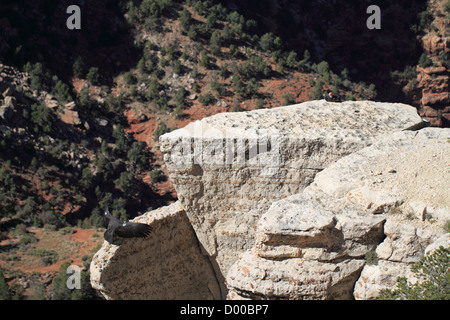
90,100 -> 450,300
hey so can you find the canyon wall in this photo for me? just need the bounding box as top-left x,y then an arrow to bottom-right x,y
90,101 -> 450,300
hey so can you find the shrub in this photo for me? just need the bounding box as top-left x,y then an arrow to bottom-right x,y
72,56 -> 85,78
379,246 -> 449,300
19,234 -> 36,245
200,50 -> 209,68
282,93 -> 295,106
27,62 -> 50,91
153,121 -> 171,141
114,171 -> 134,194
286,51 -> 298,68
30,104 -> 55,133
29,248 -> 58,266
199,92 -> 213,106
0,272 -> 11,300
317,61 -> 330,75
86,67 -> 100,85
149,169 -> 165,183
255,99 -> 265,109
419,53 -> 433,68
179,7 -> 192,31
364,250 -> 378,266
53,80 -> 72,103
444,0 -> 450,13
259,32 -> 276,51
123,72 -> 137,85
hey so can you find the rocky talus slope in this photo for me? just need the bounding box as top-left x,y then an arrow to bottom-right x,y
90,100 -> 449,300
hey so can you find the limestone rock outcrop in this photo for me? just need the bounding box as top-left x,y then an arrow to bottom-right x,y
226,128 -> 449,299
159,100 -> 423,285
90,202 -> 221,300
90,100 -> 449,300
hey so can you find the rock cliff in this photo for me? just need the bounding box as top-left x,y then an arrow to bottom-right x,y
90,202 -> 221,299
227,127 -> 449,299
90,100 -> 449,300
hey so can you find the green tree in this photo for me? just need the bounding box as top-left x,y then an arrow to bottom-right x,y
179,7 -> 192,31
70,269 -> 97,300
200,50 -> 209,68
149,169 -> 164,183
123,72 -> 137,85
174,87 -> 186,107
199,92 -> 213,106
112,124 -> 128,153
245,78 -> 259,99
232,75 -> 245,97
298,50 -> 311,70
379,246 -> 450,300
146,77 -> 161,100
259,32 -> 275,51
28,62 -> 48,91
114,171 -> 134,194
259,32 -> 281,52
153,121 -> 171,141
419,53 -> 433,68
187,25 -> 198,40
309,80 -> 324,100
80,168 -> 93,188
86,67 -> 100,85
31,104 -> 55,133
72,56 -> 85,78
286,51 -> 298,68
112,197 -> 128,221
127,141 -> 146,170
0,271 -> 11,300
317,61 -> 330,75
206,12 -> 217,30
53,80 -> 72,102
210,30 -> 223,54
172,60 -> 182,75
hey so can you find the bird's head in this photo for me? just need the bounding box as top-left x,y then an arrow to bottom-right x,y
104,207 -> 112,218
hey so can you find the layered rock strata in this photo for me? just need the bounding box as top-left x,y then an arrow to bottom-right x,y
159,100 -> 423,287
90,101 -> 443,300
90,202 -> 221,300
226,128 -> 449,299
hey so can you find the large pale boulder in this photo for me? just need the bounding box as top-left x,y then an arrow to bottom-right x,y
254,193 -> 386,261
159,100 -> 423,282
90,202 -> 221,300
227,127 -> 448,300
227,251 -> 364,300
226,192 -> 385,300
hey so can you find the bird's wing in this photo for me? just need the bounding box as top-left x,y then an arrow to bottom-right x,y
115,222 -> 152,239
104,227 -> 115,243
